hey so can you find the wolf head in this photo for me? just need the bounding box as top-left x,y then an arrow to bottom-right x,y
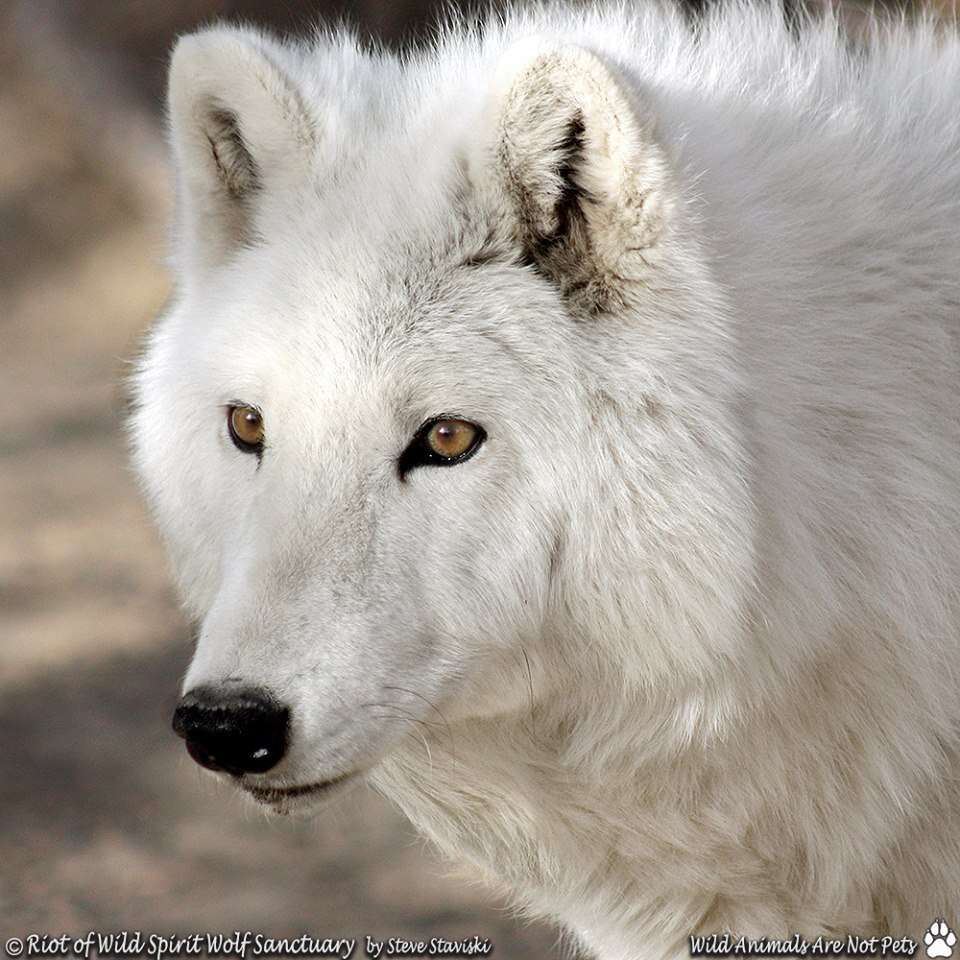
130,20 -> 752,811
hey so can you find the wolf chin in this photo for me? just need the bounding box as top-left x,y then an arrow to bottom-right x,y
129,2 -> 960,956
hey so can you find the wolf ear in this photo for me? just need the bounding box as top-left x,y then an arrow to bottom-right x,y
167,27 -> 316,276
478,41 -> 673,311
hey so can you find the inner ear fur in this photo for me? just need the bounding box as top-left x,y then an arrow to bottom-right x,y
203,105 -> 259,199
484,40 -> 674,311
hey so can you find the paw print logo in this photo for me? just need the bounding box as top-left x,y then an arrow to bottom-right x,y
925,920 -> 957,959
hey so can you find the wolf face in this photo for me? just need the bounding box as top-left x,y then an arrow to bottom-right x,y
130,5 -> 960,947
130,22 -> 750,813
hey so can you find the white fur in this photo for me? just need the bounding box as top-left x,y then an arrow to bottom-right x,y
130,4 -> 960,956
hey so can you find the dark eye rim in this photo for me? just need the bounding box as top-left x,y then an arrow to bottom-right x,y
398,416 -> 486,478
225,403 -> 265,457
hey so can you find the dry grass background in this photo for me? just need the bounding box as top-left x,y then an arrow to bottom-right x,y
0,0 -> 953,952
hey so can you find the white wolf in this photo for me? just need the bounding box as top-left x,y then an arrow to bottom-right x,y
130,2 -> 960,956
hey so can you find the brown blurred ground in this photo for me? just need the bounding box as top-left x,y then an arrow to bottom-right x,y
1,0 -> 954,953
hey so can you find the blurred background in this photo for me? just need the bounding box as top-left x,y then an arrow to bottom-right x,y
0,0 -> 955,953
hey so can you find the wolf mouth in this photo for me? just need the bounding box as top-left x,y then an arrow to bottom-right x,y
241,770 -> 355,803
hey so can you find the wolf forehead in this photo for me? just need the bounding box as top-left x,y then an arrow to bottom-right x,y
187,245 -> 559,419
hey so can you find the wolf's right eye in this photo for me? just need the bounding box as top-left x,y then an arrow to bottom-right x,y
227,405 -> 265,455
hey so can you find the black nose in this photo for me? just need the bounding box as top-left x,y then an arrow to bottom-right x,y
172,685 -> 289,776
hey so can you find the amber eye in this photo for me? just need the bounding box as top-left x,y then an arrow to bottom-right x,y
398,417 -> 485,477
425,419 -> 479,459
227,404 -> 264,454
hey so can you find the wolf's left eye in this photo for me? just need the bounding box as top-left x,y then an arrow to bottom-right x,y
399,417 -> 485,477
227,404 -> 265,455
424,419 -> 480,459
